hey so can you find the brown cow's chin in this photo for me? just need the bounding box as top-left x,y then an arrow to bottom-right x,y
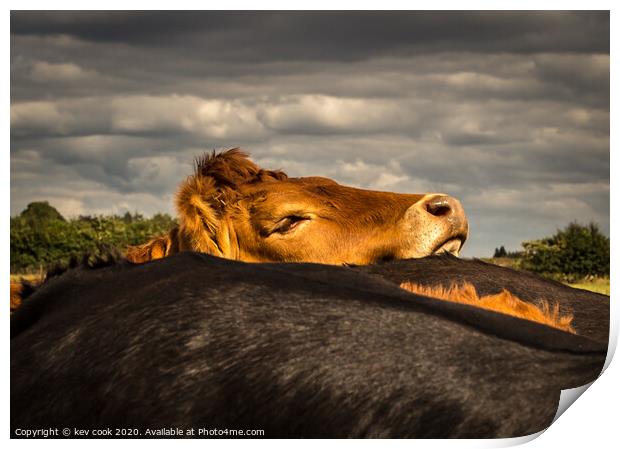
432,238 -> 463,257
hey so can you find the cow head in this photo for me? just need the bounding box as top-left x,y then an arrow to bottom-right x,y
126,149 -> 468,265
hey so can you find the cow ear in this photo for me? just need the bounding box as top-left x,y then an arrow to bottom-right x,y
175,175 -> 225,256
125,227 -> 179,263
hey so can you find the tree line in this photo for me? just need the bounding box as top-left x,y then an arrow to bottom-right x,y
10,202 -> 176,273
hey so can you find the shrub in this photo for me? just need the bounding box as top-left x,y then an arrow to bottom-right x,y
520,222 -> 609,282
10,203 -> 177,273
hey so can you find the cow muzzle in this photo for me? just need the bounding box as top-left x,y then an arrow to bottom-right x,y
400,193 -> 469,258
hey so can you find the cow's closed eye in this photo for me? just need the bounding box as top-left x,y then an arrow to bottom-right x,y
271,215 -> 310,235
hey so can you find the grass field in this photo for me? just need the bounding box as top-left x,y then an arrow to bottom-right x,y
480,258 -> 610,296
568,278 -> 610,296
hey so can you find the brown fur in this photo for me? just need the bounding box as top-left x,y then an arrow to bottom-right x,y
400,282 -> 575,333
194,149 -> 288,187
10,282 -> 23,311
125,148 -> 468,265
125,227 -> 181,263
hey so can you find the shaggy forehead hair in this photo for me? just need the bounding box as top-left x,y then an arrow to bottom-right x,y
195,148 -> 288,188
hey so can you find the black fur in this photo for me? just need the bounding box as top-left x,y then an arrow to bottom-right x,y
16,247 -> 124,304
356,254 -> 610,343
11,253 -> 606,438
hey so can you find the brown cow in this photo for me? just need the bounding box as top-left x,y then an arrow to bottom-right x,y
126,149 -> 469,265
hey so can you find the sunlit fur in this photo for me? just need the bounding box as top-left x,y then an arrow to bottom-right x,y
125,148 -> 468,265
124,228 -> 180,264
10,282 -> 23,311
400,281 -> 575,333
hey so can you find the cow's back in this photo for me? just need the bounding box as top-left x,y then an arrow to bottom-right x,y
357,255 -> 610,343
11,253 -> 606,438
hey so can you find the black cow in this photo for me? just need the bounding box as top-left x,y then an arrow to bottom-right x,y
11,253 -> 607,438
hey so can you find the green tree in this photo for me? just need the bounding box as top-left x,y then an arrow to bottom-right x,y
19,201 -> 65,226
521,222 -> 609,281
493,246 -> 507,258
10,203 -> 177,273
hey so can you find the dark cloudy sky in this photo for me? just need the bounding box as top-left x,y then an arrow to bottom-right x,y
10,11 -> 609,257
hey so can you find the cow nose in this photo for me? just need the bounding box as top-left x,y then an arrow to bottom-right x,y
419,195 -> 468,235
421,195 -> 468,250
423,196 -> 459,218
401,193 -> 469,257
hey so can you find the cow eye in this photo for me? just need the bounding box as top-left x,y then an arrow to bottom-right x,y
272,215 -> 309,234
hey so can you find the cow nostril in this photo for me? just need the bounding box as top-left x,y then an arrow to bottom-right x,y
426,200 -> 452,217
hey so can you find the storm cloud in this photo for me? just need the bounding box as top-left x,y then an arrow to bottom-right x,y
10,11 -> 609,257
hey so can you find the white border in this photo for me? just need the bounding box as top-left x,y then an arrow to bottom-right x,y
5,4 -> 616,447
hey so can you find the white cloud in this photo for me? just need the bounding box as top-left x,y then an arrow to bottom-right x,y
257,95 -> 407,134
11,101 -> 67,133
12,95 -> 270,141
30,61 -> 95,83
125,155 -> 193,193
